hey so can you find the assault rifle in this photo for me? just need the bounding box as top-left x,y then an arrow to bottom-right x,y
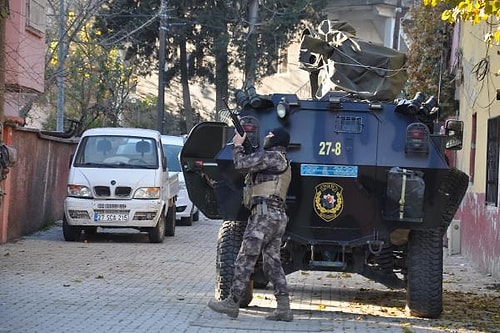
223,98 -> 256,154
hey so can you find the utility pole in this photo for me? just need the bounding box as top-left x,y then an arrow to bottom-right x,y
56,0 -> 65,132
157,0 -> 167,134
244,0 -> 259,89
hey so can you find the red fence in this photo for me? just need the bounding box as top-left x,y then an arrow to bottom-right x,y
0,125 -> 78,243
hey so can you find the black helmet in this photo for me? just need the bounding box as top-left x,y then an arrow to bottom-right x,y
264,127 -> 290,149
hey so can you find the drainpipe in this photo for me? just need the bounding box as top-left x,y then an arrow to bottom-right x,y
0,0 -> 8,243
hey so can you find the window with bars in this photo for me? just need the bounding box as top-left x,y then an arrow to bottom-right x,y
486,117 -> 500,206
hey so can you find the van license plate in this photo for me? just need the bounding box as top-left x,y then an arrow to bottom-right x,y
94,213 -> 129,221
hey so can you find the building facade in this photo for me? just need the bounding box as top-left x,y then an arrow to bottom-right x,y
453,21 -> 500,279
4,0 -> 45,118
325,0 -> 409,51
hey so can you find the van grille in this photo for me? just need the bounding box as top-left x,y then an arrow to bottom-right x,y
94,186 -> 132,198
94,186 -> 110,197
115,187 -> 132,197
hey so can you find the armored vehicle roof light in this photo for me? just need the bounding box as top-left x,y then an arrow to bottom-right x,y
395,92 -> 425,115
235,89 -> 249,108
420,96 -> 439,116
246,86 -> 262,108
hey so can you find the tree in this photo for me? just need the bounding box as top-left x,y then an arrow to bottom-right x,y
95,0 -> 327,129
404,2 -> 456,118
43,11 -> 139,133
25,0 -> 110,130
424,0 -> 500,44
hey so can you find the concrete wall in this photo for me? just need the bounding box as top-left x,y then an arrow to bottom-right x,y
0,125 -> 78,243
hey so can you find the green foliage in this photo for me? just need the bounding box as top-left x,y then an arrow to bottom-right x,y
39,0 -> 329,135
95,0 -> 327,87
405,2 -> 456,118
424,0 -> 500,44
43,12 -> 157,134
228,0 -> 327,82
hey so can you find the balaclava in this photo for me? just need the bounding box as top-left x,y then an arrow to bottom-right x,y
263,127 -> 290,149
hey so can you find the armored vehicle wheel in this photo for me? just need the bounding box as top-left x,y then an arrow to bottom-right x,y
215,220 -> 253,308
406,228 -> 443,318
165,204 -> 176,236
440,168 -> 469,226
62,215 -> 81,242
148,210 -> 166,243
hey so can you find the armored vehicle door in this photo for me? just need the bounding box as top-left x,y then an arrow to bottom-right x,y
180,122 -> 249,221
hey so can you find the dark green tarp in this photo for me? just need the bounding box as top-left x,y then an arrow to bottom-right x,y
299,20 -> 407,101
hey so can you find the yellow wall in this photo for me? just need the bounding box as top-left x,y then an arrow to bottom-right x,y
457,21 -> 500,193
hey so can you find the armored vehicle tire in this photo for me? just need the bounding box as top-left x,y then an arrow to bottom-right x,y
406,228 -> 443,318
62,215 -> 81,242
440,168 -> 469,226
215,220 -> 253,308
165,204 -> 176,236
148,210 -> 166,243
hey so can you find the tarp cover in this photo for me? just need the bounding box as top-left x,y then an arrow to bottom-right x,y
299,20 -> 407,101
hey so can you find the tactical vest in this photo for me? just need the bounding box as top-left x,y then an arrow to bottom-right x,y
243,153 -> 291,208
250,165 -> 291,201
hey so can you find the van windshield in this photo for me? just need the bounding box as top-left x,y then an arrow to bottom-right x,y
73,136 -> 159,169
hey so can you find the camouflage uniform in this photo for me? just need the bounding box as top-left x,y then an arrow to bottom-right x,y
208,127 -> 292,321
230,145 -> 291,300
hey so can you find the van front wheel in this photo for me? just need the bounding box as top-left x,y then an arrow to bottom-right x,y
62,215 -> 81,242
148,210 -> 166,243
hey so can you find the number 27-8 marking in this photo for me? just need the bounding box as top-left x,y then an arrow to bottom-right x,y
318,141 -> 342,156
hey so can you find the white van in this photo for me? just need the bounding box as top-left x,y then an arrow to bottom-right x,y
161,135 -> 199,226
63,128 -> 179,243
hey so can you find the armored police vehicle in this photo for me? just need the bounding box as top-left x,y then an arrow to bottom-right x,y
180,21 -> 469,318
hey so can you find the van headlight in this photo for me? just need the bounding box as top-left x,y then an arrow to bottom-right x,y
134,187 -> 160,199
67,185 -> 92,198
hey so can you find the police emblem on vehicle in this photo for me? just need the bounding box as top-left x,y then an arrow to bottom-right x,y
313,182 -> 344,222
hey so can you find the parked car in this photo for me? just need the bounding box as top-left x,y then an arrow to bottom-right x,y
161,135 -> 200,226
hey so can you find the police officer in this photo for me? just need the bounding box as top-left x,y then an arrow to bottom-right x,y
208,127 -> 293,321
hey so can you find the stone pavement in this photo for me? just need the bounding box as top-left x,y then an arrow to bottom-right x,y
0,217 -> 498,333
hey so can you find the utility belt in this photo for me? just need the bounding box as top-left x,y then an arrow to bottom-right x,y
250,196 -> 286,215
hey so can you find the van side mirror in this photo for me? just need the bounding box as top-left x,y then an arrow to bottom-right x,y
445,119 -> 463,150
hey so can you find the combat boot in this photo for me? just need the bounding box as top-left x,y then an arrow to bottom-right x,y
207,294 -> 240,318
265,295 -> 293,321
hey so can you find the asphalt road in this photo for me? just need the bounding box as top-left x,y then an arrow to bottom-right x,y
0,216 -> 498,333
